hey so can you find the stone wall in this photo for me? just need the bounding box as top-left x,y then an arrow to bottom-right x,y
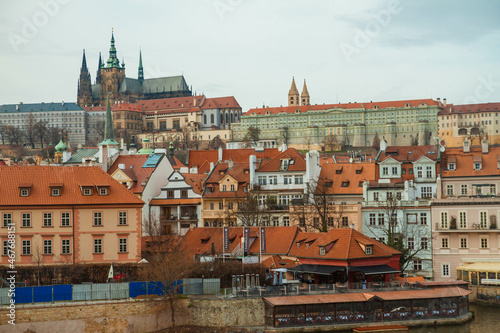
0,297 -> 266,333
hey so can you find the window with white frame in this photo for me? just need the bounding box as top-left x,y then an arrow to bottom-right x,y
480,211 -> 488,229
43,213 -> 52,227
378,213 -> 385,225
93,212 -> 102,226
476,186 -> 482,195
284,175 -> 293,185
448,163 -> 455,170
118,211 -> 127,225
461,184 -> 467,195
294,176 -> 303,184
222,185 -> 227,191
319,246 -> 326,256
420,213 -> 427,225
230,184 -> 236,191
426,166 -> 433,178
421,237 -> 428,250
2,213 -> 12,227
408,237 -> 415,249
459,212 -> 467,228
272,216 -> 279,226
119,238 -> 127,253
413,260 -> 422,271
421,187 -> 432,199
22,240 -> 31,255
442,264 -> 450,277
391,166 -> 398,175
268,176 -> 277,185
365,246 -> 373,255
369,213 -> 376,225
258,176 -> 267,185
94,239 -> 102,253
446,185 -> 454,196
61,212 -> 70,226
43,240 -> 52,254
474,162 -> 481,170
481,238 -> 488,248
442,237 -> 449,248
62,239 -> 71,254
373,192 -> 379,201
416,166 -> 423,178
382,167 -> 389,176
22,213 -> 31,227
490,184 -> 496,195
460,237 -> 467,248
218,202 -> 224,210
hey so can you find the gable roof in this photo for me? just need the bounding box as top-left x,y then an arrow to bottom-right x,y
187,148 -> 281,172
182,173 -> 206,195
64,148 -> 99,164
203,162 -> 250,198
439,102 -> 500,116
0,166 -> 143,206
108,154 -> 162,194
377,145 -> 439,163
257,148 -> 306,172
293,228 -> 400,261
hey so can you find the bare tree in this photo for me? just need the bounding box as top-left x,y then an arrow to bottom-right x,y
365,192 -> 430,274
34,121 -> 48,149
303,136 -> 313,151
32,241 -> 45,286
0,123 -> 6,145
372,132 -> 380,151
226,190 -> 272,226
208,135 -> 225,150
280,126 -> 290,146
5,126 -> 23,146
24,112 -> 37,148
245,126 -> 260,145
323,134 -> 338,152
95,120 -> 105,142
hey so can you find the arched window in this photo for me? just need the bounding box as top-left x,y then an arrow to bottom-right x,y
204,114 -> 207,124
226,113 -> 229,123
230,113 -> 234,123
210,114 -> 214,123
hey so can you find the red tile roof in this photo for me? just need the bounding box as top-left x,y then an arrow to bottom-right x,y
294,228 -> 400,261
0,166 -> 143,206
245,99 -> 439,116
178,226 -> 300,258
442,146 -> 500,178
182,173 -> 206,195
262,255 -> 296,269
200,96 -> 241,110
83,103 -> 143,113
187,148 -> 281,171
377,145 -> 439,163
138,96 -> 241,114
203,163 -> 250,199
318,163 -> 376,195
257,148 -> 306,172
438,102 -> 500,116
108,155 -> 157,194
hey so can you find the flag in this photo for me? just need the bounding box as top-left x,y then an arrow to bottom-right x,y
107,262 -> 114,282
260,227 -> 266,253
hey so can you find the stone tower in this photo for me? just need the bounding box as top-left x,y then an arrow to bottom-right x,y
288,78 -> 300,106
99,31 -> 126,105
77,49 -> 93,107
301,80 -> 310,106
95,52 -> 103,85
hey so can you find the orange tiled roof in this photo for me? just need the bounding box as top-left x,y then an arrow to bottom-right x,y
149,198 -> 201,206
0,166 -> 143,206
203,163 -> 250,198
318,162 -> 376,195
83,103 -> 143,113
377,145 -> 439,163
182,173 -> 206,195
438,102 -> 500,116
288,232 -> 324,257
442,146 -> 500,178
138,96 -> 241,114
187,148 -> 281,171
294,228 -> 400,261
108,155 -> 158,194
257,148 -> 306,172
245,99 -> 439,116
262,255 -> 297,269
200,96 -> 241,110
178,226 -> 300,258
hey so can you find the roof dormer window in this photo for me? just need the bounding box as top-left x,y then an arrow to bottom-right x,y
473,156 -> 482,170
51,188 -> 60,196
281,159 -> 290,171
83,187 -> 93,196
319,246 -> 326,256
99,188 -> 108,195
19,183 -> 32,197
365,245 -> 373,255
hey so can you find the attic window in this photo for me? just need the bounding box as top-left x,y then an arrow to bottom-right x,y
219,170 -> 226,175
373,105 -> 378,109
266,111 -> 270,115
335,167 -> 343,174
244,169 -> 249,174
20,188 -> 30,197
341,181 -> 350,187
319,246 -> 326,256
358,181 -> 364,187
51,188 -> 60,196
355,167 -> 363,174
281,159 -> 290,171
82,187 -> 93,196
448,163 -> 456,171
295,109 -> 300,113
405,103 -> 410,107
201,237 -> 211,244
99,188 -> 108,195
365,246 -> 373,255
325,181 -> 333,188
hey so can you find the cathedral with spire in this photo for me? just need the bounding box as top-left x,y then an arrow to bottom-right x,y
288,77 -> 310,106
77,31 -> 192,107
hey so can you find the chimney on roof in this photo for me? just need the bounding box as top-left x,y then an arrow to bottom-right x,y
118,163 -> 125,170
443,98 -> 447,106
463,138 -> 470,153
437,97 -> 440,103
62,101 -> 65,106
227,159 -> 234,169
218,146 -> 223,162
482,138 -> 489,154
210,162 -> 215,173
193,97 -> 196,107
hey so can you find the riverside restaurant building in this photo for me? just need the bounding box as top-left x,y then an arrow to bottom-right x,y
264,286 -> 471,328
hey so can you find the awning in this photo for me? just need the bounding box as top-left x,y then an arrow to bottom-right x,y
457,262 -> 500,273
350,265 -> 400,275
289,264 -> 344,276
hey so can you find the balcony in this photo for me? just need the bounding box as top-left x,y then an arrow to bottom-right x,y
434,222 -> 499,232
362,200 -> 431,208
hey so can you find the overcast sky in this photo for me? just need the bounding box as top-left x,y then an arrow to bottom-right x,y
1,0 -> 499,111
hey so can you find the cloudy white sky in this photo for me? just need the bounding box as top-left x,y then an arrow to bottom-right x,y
1,0 -> 499,111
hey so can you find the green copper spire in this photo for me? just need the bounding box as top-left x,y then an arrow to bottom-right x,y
99,95 -> 119,146
138,50 -> 144,84
106,30 -> 121,68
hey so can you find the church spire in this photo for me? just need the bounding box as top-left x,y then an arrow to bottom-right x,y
81,49 -> 88,71
96,52 -> 103,84
301,79 -> 310,106
288,77 -> 300,106
106,30 -> 120,68
99,95 -> 119,146
138,50 -> 144,84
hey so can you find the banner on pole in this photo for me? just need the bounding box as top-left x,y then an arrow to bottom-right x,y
260,227 -> 266,253
243,227 -> 250,254
223,226 -> 229,252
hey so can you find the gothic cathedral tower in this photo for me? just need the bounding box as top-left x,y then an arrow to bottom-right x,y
77,49 -> 93,107
288,77 -> 300,106
99,31 -> 126,106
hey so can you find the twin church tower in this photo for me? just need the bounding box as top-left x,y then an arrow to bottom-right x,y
77,31 -> 192,107
288,78 -> 310,106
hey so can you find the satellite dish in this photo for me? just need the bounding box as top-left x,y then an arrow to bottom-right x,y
440,146 -> 446,152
